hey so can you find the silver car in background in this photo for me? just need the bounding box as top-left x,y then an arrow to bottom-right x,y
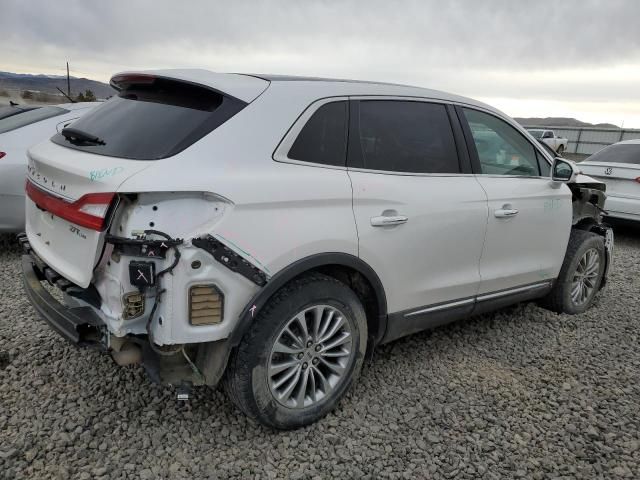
0,102 -> 98,232
580,140 -> 640,222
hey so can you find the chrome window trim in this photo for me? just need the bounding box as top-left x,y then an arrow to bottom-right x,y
348,95 -> 451,104
272,94 -> 553,176
347,167 -> 474,177
472,174 -> 552,180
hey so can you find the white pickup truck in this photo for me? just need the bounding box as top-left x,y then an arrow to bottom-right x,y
528,129 -> 569,155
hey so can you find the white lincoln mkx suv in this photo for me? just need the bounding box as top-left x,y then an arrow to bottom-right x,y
19,70 -> 613,429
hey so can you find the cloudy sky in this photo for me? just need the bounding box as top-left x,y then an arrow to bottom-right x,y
2,0 -> 640,126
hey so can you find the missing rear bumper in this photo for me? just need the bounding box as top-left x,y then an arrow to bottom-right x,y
21,254 -> 105,347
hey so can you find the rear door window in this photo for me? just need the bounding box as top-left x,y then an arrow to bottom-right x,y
352,100 -> 460,174
51,77 -> 246,160
288,101 -> 347,166
0,106 -> 67,134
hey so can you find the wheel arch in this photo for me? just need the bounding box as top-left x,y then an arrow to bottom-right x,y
571,219 -> 613,289
229,252 -> 388,349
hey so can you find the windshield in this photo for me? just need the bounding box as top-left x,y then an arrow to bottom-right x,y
51,77 -> 247,160
585,143 -> 640,164
528,129 -> 544,139
0,106 -> 67,134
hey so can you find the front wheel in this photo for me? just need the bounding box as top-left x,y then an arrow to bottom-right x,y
224,274 -> 367,429
539,230 -> 605,314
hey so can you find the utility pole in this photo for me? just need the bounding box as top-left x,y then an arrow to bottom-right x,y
66,62 -> 71,98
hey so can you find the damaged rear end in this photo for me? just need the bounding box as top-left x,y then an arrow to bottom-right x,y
568,173 -> 614,286
21,71 -> 270,386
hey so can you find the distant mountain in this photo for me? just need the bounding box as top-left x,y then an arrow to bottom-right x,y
515,117 -> 619,129
0,71 -> 114,99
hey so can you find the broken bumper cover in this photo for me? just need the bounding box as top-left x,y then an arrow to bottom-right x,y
21,254 -> 104,347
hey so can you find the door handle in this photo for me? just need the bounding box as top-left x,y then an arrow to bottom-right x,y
494,208 -> 519,218
370,215 -> 408,227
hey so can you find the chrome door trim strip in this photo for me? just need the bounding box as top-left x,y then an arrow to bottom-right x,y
404,298 -> 474,317
476,281 -> 551,302
403,281 -> 552,318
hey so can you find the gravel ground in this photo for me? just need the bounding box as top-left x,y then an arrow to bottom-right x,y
1,226 -> 639,480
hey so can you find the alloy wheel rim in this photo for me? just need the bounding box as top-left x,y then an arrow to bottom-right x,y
570,248 -> 600,306
268,304 -> 354,409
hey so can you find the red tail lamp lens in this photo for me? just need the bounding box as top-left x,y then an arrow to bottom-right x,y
25,180 -> 115,231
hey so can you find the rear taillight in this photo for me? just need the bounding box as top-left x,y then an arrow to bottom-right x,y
635,177 -> 640,183
25,180 -> 115,231
0,152 -> 6,160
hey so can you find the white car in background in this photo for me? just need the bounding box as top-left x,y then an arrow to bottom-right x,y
528,129 -> 569,155
0,102 -> 99,232
580,140 -> 640,222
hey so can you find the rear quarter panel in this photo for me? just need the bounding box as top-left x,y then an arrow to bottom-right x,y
116,84 -> 360,274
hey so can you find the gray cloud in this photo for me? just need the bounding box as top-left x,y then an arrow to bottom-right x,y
3,0 -> 639,68
2,0 -> 640,123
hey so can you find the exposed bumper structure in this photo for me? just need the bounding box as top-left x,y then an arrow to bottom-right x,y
19,233 -> 233,386
21,253 -> 104,347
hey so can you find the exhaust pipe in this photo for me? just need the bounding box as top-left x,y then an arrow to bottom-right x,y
111,342 -> 142,366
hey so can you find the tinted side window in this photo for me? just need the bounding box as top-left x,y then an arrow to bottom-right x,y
288,101 -> 347,166
463,108 -> 540,177
357,101 -> 459,174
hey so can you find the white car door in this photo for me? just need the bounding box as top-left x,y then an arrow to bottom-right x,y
458,107 -> 572,299
347,99 -> 489,341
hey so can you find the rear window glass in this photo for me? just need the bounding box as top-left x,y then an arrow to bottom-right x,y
356,100 -> 460,174
51,77 -> 246,160
288,101 -> 347,166
0,106 -> 67,134
0,105 -> 37,120
587,144 -> 640,164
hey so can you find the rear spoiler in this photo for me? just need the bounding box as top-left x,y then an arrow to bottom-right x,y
110,69 -> 270,103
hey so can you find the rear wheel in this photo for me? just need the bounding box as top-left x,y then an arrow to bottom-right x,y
556,144 -> 565,156
539,230 -> 605,314
224,274 -> 367,429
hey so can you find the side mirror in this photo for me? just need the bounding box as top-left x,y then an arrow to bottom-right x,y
551,157 -> 579,183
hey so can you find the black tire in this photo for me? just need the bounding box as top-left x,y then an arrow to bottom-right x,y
557,145 -> 565,156
539,230 -> 605,314
223,273 -> 367,429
